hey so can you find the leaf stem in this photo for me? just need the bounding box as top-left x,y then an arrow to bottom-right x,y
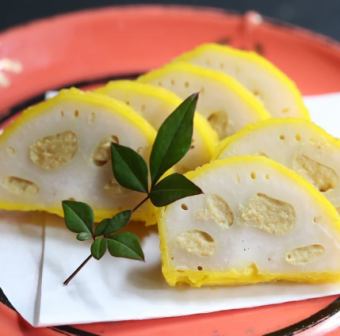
132,195 -> 149,212
63,195 -> 148,286
63,254 -> 92,286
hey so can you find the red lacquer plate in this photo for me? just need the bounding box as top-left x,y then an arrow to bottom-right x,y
0,5 -> 340,336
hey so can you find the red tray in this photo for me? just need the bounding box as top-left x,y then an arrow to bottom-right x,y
0,5 -> 340,335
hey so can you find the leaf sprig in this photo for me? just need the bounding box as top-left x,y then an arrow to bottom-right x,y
62,93 -> 203,285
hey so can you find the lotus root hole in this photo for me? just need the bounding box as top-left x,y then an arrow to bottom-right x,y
240,193 -> 296,235
294,154 -> 337,192
93,135 -> 120,166
181,203 -> 188,210
176,230 -> 215,257
1,176 -> 39,195
258,152 -> 268,158
104,178 -> 125,194
6,146 -> 16,155
207,111 -> 229,138
88,112 -> 96,124
285,244 -> 325,265
196,194 -> 234,228
29,131 -> 78,170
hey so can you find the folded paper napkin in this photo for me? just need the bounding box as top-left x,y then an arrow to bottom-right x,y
1,93 -> 340,327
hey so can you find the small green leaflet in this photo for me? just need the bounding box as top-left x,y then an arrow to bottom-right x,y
62,200 -> 94,234
111,143 -> 149,193
107,232 -> 144,261
95,210 -> 132,236
149,93 -> 199,185
91,237 -> 107,260
60,93 -> 206,285
150,173 -> 203,206
77,232 -> 92,241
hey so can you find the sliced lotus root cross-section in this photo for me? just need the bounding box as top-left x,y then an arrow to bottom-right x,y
0,88 -> 156,224
158,156 -> 340,287
217,118 -> 340,213
138,62 -> 270,139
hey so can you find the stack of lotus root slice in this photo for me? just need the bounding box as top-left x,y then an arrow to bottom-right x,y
1,43 -> 340,287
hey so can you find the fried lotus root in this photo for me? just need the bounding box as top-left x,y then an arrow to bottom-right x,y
139,62 -> 270,139
95,80 -> 218,172
217,118 -> 340,212
0,88 -> 157,223
158,156 -> 340,287
175,43 -> 309,119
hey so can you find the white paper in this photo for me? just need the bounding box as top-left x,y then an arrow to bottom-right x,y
39,218 -> 340,326
305,92 -> 340,138
1,93 -> 340,327
0,211 -> 44,324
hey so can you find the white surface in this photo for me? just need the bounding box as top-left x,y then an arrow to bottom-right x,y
305,92 -> 340,138
39,218 -> 340,326
0,212 -> 44,324
1,93 -> 340,326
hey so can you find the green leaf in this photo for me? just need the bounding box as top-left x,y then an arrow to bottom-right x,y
149,93 -> 199,185
91,237 -> 107,260
95,210 -> 132,236
107,232 -> 144,261
111,143 -> 149,193
62,200 -> 94,234
76,232 -> 92,241
150,173 -> 203,207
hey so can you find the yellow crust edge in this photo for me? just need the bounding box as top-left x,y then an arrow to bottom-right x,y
0,88 -> 157,224
95,79 -> 183,105
157,155 -> 340,287
138,62 -> 271,122
0,87 -> 156,144
215,118 -> 340,159
175,43 -> 310,120
0,199 -> 156,225
164,267 -> 340,287
95,80 -> 219,160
